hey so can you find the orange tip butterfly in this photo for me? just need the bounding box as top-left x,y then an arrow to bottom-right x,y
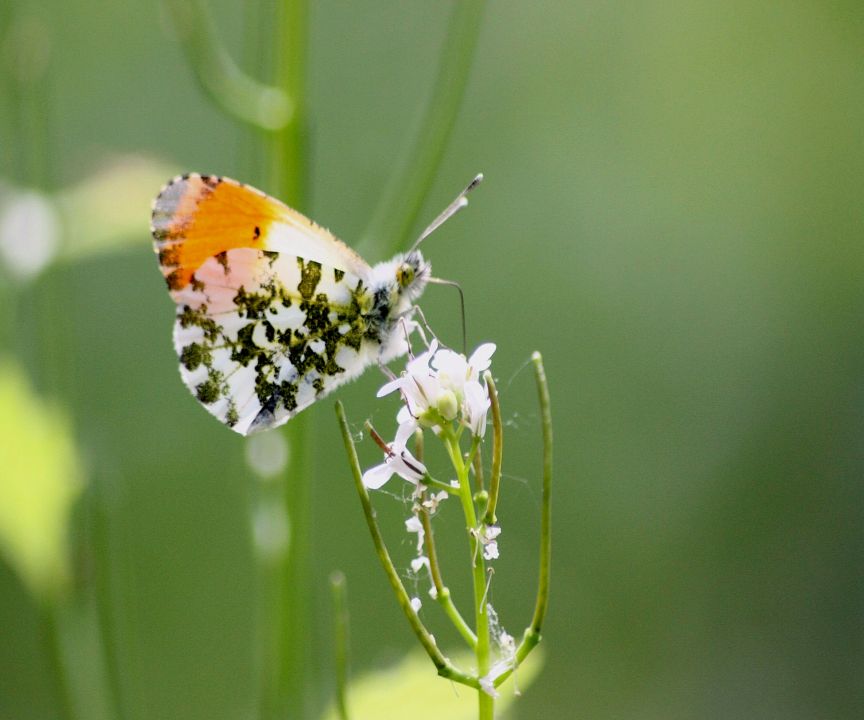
150,173 -> 481,435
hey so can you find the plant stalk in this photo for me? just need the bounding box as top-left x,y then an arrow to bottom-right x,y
336,403 -> 480,690
482,372 -> 502,525
360,0 -> 487,256
444,432 -> 494,719
330,571 -> 350,720
494,352 -> 553,689
261,2 -> 310,718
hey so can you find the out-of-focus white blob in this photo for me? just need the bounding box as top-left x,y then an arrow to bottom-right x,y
0,188 -> 60,280
245,431 -> 290,479
252,501 -> 290,560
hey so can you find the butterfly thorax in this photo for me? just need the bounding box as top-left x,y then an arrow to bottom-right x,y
366,250 -> 430,360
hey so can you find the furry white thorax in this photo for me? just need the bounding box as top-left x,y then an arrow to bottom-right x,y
367,250 -> 430,363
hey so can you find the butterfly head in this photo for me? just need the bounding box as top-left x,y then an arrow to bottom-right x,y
395,250 -> 430,303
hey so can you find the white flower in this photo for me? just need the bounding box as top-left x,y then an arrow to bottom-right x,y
377,341 -> 442,421
421,490 -> 448,514
377,341 -> 496,437
410,596 -> 422,613
405,515 -> 425,554
410,555 -> 430,573
433,342 -> 496,395
462,379 -> 491,437
361,421 -> 426,490
475,524 -> 501,561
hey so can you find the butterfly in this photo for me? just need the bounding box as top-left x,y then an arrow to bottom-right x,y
150,173 -> 481,435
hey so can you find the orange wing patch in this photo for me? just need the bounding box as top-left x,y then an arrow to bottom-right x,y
151,174 -> 286,291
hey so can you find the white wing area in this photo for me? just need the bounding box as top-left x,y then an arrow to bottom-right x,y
171,247 -> 381,435
265,215 -> 371,279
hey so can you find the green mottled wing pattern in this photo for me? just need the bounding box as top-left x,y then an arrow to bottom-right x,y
171,246 -> 379,434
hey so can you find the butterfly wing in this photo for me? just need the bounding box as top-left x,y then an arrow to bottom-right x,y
151,174 -> 382,435
151,173 -> 370,288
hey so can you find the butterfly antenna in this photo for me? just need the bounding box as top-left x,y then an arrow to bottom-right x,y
427,277 -> 467,354
409,173 -> 484,253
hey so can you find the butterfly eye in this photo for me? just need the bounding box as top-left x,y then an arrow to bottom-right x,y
397,264 -> 415,288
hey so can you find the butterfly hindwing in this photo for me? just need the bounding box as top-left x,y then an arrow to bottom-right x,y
172,246 -> 381,435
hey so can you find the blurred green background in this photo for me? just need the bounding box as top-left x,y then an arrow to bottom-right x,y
1,1 -> 863,718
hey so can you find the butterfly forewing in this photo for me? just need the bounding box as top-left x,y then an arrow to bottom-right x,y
152,173 -> 369,291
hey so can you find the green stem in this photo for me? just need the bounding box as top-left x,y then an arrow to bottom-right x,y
336,402 -> 479,691
527,353 -> 552,636
360,0 -> 487,256
415,430 -> 476,645
421,473 -> 456,494
268,0 -> 307,204
494,352 -> 553,689
444,432 -> 494,719
415,432 -> 476,647
257,419 -> 309,720
40,599 -> 76,720
330,571 -> 350,720
165,0 -> 292,131
472,444 -> 485,494
90,482 -> 126,720
419,503 -> 477,648
482,372 -> 502,525
265,3 -> 309,719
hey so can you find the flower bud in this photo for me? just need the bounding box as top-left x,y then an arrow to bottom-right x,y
436,389 -> 458,421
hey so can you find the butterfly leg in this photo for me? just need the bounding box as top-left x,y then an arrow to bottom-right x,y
404,305 -> 437,350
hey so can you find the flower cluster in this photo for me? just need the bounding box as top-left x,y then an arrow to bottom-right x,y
361,341 -> 496,490
338,340 -> 554,711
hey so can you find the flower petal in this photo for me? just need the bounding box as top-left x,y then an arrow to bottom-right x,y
376,376 -> 404,398
463,380 -> 491,436
394,419 -> 418,448
362,462 -> 394,490
468,343 -> 496,374
391,451 -> 426,483
410,555 -> 430,573
483,541 -> 499,560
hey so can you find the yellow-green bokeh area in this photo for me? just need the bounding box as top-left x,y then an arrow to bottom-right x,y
1,1 -> 863,719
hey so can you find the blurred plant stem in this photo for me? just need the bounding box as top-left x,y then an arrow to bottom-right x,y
163,0 -> 292,132
2,8 -> 52,188
360,0 -> 486,257
166,0 -> 309,715
167,1 -> 486,716
89,481 -> 128,720
1,9 -> 100,720
40,602 -> 76,720
330,572 -> 350,720
267,0 -> 307,204
267,4 -> 310,718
